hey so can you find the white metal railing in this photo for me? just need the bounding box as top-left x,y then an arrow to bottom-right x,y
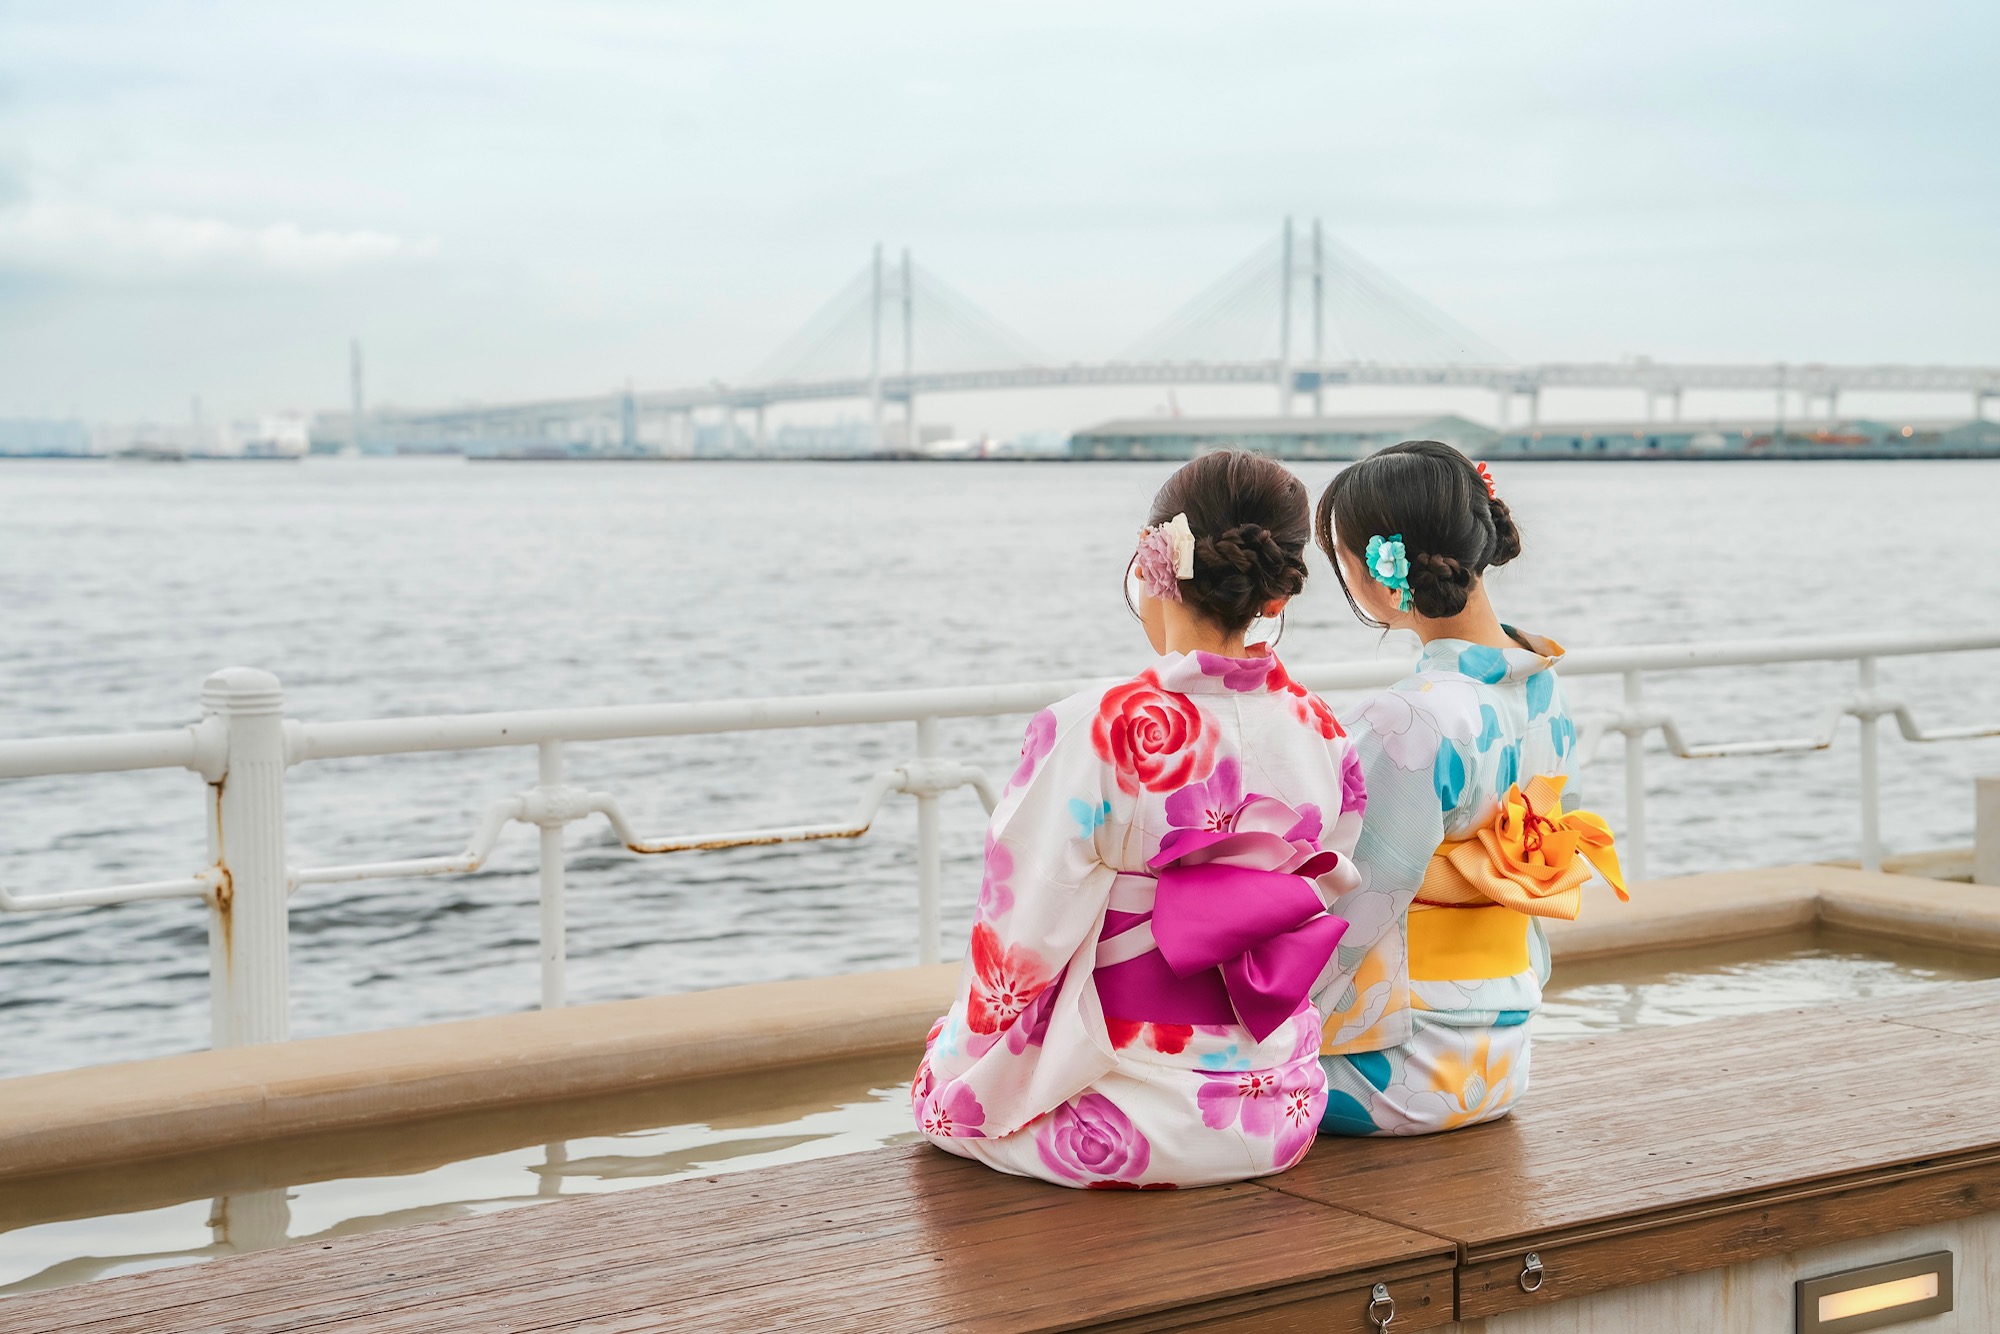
2,631 -> 1997,1057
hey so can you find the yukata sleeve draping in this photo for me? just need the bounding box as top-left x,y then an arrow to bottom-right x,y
917,698 -> 1122,1141
1313,685 -> 1456,1009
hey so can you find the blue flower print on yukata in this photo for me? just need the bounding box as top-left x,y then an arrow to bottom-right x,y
1550,715 -> 1577,759
1433,736 -> 1469,811
1197,1044 -> 1254,1072
1067,798 -> 1111,839
1345,1049 -> 1394,1091
1320,1090 -> 1379,1136
1458,645 -> 1509,685
1525,670 -> 1555,720
1475,704 -> 1503,753
1495,742 -> 1520,797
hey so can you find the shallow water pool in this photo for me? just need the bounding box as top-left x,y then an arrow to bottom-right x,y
5,926 -> 1996,1297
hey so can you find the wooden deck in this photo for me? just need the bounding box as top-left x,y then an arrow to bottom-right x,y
11,981 -> 2000,1332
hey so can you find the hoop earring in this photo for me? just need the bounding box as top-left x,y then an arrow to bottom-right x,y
1247,610 -> 1286,650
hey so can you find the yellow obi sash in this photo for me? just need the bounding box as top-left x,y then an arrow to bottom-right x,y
1407,774 -> 1627,983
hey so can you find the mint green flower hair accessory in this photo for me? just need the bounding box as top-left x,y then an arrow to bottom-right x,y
1364,533 -> 1412,611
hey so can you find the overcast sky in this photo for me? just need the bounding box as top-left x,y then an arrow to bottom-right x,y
1,1 -> 1995,430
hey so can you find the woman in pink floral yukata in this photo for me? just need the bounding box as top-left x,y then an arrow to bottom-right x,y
912,450 -> 1367,1189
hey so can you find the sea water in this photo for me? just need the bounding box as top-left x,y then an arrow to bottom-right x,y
1,457 -> 1997,1078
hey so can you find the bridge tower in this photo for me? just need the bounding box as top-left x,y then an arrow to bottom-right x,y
869,244 -> 885,452
348,338 -> 365,453
902,248 -> 916,450
1311,219 -> 1326,416
1277,217 -> 1293,416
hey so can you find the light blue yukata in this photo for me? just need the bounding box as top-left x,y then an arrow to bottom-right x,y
1312,629 -> 1583,1136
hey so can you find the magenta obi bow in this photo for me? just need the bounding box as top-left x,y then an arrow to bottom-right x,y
1095,794 -> 1350,1043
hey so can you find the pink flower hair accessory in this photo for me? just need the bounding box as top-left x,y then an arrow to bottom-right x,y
1133,512 -> 1196,603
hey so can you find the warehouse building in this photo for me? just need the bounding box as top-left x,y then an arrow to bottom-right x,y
1066,414 -> 1495,461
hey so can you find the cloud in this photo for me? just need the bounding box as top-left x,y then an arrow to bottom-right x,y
0,193 -> 437,277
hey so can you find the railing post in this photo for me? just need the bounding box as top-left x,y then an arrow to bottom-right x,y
201,668 -> 291,1048
1976,776 -> 2000,888
536,740 -> 567,1008
1622,670 -> 1648,884
1858,657 -> 1882,872
915,716 -> 942,966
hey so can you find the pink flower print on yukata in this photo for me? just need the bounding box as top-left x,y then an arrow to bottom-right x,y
919,1078 -> 987,1139
1339,746 -> 1368,816
1275,1071 -> 1324,1167
1193,651 -> 1277,693
1008,709 -> 1058,793
1034,1093 -> 1152,1185
965,923 -> 1052,1036
1198,1061 -> 1320,1166
976,833 -> 1015,921
1163,756 -> 1244,832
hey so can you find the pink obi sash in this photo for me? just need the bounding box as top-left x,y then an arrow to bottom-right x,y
1092,802 -> 1351,1043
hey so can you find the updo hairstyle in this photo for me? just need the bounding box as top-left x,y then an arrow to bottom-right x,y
1134,449 -> 1311,633
1314,440 -> 1522,624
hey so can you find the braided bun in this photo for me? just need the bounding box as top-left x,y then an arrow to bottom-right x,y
1406,550 -> 1475,618
1314,440 -> 1529,629
1485,495 -> 1522,568
1141,450 -> 1313,634
1189,523 -> 1309,628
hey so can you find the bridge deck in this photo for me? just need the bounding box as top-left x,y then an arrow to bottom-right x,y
10,983 -> 2000,1332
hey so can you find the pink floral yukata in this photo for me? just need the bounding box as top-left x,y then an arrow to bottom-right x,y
913,650 -> 1365,1189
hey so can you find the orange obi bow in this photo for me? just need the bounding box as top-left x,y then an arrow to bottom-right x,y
1417,774 -> 1627,921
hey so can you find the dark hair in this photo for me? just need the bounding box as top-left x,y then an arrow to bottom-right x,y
1314,440 -> 1522,624
1129,449 -> 1311,633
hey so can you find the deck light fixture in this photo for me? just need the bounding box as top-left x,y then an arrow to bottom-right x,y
1795,1251 -> 1952,1332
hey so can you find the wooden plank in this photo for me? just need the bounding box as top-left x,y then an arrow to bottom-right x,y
0,1147 -> 1453,1334
1271,1005 -> 2000,1240
16,981 -> 2000,1331
1454,1149 -> 2000,1318
1266,983 -> 2000,1319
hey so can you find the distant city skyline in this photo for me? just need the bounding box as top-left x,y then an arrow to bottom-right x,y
2,0 -> 1996,434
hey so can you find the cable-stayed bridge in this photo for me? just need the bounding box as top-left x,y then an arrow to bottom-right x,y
373,219 -> 2000,450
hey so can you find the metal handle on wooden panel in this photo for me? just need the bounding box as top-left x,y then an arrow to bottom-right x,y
1519,1252 -> 1546,1293
1367,1281 -> 1395,1330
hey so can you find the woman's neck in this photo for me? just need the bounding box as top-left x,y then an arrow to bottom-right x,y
1159,604 -> 1259,658
1408,583 -> 1516,649
1163,624 -> 1255,658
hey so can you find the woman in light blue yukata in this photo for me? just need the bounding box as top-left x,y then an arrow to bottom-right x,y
1308,441 -> 1625,1136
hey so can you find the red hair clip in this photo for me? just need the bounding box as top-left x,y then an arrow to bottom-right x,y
1475,460 -> 1498,499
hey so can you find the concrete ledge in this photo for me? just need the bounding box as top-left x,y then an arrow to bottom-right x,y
1544,865 -> 1823,961
0,962 -> 958,1182
5,863 -> 1998,1184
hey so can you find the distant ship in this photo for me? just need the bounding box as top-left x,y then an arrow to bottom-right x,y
110,444 -> 187,463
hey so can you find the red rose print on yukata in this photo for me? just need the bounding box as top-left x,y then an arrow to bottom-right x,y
1091,671 -> 1216,794
965,923 -> 1052,1034
1035,1093 -> 1152,1184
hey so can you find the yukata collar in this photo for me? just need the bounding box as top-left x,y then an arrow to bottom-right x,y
1150,648 -> 1284,695
1416,627 -> 1565,685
